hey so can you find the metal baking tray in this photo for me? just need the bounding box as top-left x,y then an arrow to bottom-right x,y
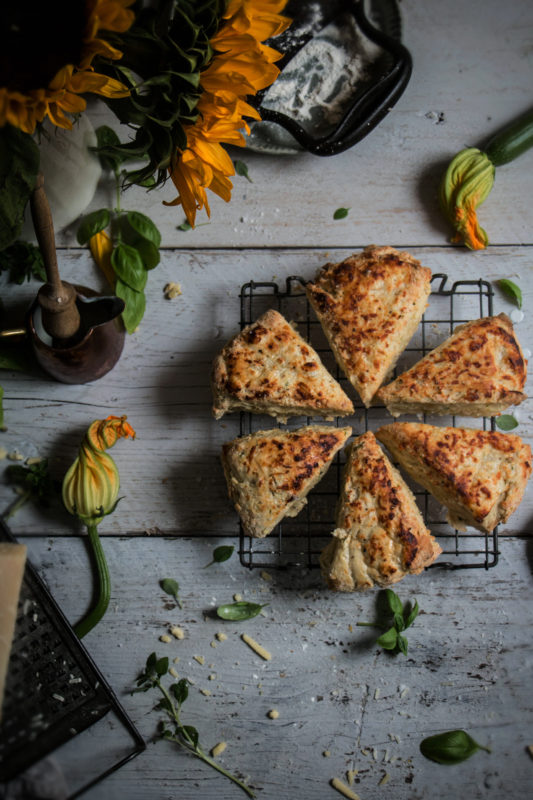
237,273 -> 499,571
0,518 -> 145,799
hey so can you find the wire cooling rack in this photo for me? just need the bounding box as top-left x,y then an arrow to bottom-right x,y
237,273 -> 499,571
0,518 -> 145,798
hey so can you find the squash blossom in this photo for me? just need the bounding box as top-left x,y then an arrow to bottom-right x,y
62,415 -> 135,638
63,415 -> 135,525
440,147 -> 495,250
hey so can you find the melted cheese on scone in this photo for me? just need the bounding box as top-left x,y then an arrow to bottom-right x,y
212,309 -> 354,421
320,432 -> 441,591
222,425 -> 352,538
377,313 -> 527,417
376,423 -> 532,533
306,245 -> 432,407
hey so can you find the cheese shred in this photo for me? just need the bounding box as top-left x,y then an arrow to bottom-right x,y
241,633 -> 271,661
330,777 -> 361,800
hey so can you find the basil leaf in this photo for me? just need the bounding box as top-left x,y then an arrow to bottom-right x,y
159,577 -> 182,608
115,280 -> 146,333
393,612 -> 405,632
146,652 -> 157,671
376,627 -> 398,650
95,125 -> 123,171
420,729 -> 490,764
497,279 -> 522,309
234,159 -> 253,183
205,545 -> 234,567
171,679 -> 189,705
404,599 -> 420,629
385,589 -> 403,616
127,211 -> 162,247
134,237 -> 160,270
155,656 -> 169,676
0,347 -> 31,371
333,207 -> 349,220
77,209 -> 110,245
182,725 -> 199,749
216,601 -> 267,621
495,414 -> 518,431
111,243 -> 147,291
397,634 -> 408,655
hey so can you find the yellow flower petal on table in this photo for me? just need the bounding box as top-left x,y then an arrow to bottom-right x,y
89,230 -> 115,288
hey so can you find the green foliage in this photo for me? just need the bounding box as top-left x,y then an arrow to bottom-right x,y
77,128 -> 163,333
234,160 -> 253,183
357,589 -> 420,656
92,0 -> 227,189
0,240 -> 46,283
0,125 -> 40,250
216,601 -> 267,621
420,729 -> 491,764
495,414 -> 518,431
3,459 -> 60,518
0,387 -> 4,432
204,545 -> 234,567
496,278 -> 522,309
134,652 -> 256,797
160,577 -> 182,608
333,207 -> 350,220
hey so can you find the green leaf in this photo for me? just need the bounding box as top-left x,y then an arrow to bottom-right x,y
385,589 -> 403,616
94,126 -> 123,171
0,240 -> 46,284
155,656 -> 169,676
159,577 -> 182,608
115,280 -> 146,333
112,243 -> 147,291
126,211 -> 162,247
420,729 -> 491,765
177,220 -> 192,231
216,601 -> 267,621
333,207 -> 349,220
376,627 -> 398,650
0,348 -> 32,372
77,209 -> 111,245
0,386 -> 4,431
397,634 -> 408,655
5,459 -> 57,506
134,237 -> 160,270
171,679 -> 189,705
495,414 -> 518,431
182,725 -> 199,749
403,599 -> 420,629
393,612 -> 405,632
497,279 -> 522,309
205,545 -> 234,567
0,125 -> 40,250
234,159 -> 253,183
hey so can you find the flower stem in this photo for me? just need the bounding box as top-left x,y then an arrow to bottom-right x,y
2,488 -> 32,520
75,524 -> 111,638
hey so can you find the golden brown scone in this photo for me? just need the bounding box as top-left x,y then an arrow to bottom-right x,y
320,432 -> 441,591
222,425 -> 351,538
377,313 -> 527,417
212,309 -> 354,421
306,245 -> 432,407
376,422 -> 532,533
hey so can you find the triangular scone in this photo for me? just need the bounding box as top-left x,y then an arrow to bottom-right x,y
320,432 -> 441,591
376,423 -> 532,533
212,309 -> 354,421
377,313 -> 527,417
222,425 -> 351,538
306,245 -> 432,407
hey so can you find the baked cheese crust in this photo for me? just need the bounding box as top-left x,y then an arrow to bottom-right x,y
221,425 -> 351,538
376,422 -> 532,533
212,309 -> 354,421
377,313 -> 527,417
320,432 -> 441,591
306,245 -> 432,407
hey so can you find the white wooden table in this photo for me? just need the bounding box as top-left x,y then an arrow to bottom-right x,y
2,1 -> 533,798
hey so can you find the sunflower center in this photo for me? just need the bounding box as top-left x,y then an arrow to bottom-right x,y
0,1 -> 86,92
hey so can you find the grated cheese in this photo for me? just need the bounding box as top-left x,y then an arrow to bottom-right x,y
330,777 -> 360,800
169,667 -> 179,679
193,655 -> 205,665
159,634 -> 171,643
241,634 -> 271,661
171,626 -> 185,640
267,709 -> 279,719
379,772 -> 391,786
211,741 -> 227,758
216,631 -> 228,642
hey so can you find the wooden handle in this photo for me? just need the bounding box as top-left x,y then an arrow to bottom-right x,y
30,173 -> 62,294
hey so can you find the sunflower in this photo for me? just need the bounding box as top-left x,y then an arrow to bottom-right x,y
166,0 -> 291,226
0,0 -> 135,135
